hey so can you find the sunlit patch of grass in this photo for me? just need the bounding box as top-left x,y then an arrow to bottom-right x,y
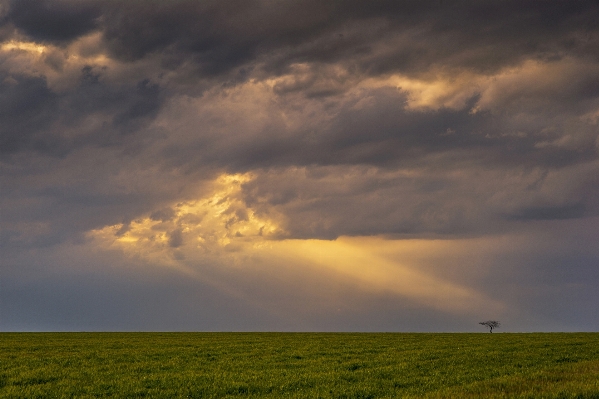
0,333 -> 598,398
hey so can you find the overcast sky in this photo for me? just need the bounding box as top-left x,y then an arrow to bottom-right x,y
2,0 -> 599,332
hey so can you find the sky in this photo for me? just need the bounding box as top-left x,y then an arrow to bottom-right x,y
1,0 -> 599,332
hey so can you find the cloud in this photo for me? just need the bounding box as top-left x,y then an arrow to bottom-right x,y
4,0 -> 598,83
0,74 -> 58,153
6,0 -> 101,43
2,1 -> 599,331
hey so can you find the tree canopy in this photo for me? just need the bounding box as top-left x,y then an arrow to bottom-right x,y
479,320 -> 500,333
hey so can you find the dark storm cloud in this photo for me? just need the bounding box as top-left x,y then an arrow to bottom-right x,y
100,0 -> 261,70
240,167 -> 481,239
0,65 -> 163,156
160,83 -> 597,173
93,0 -> 599,75
1,0 -> 598,159
357,0 -> 599,74
68,68 -> 163,144
6,0 -> 101,43
4,0 -> 598,77
126,0 -> 596,75
237,167 -> 472,239
0,74 -> 58,153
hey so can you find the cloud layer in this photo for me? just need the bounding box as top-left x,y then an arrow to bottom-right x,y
2,0 -> 599,331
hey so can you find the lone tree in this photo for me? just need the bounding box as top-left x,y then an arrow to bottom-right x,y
479,320 -> 500,333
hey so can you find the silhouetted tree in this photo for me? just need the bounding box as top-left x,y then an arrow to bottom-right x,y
479,320 -> 500,333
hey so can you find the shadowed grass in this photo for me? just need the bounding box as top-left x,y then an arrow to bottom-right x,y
1,333 -> 598,398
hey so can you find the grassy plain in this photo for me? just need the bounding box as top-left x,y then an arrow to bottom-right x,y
1,333 -> 599,398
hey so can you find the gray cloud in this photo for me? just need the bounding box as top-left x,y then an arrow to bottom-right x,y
2,0 -> 598,161
168,228 -> 184,248
6,0 -> 101,43
0,74 -> 58,153
3,0 -> 598,79
94,0 -> 599,75
151,84 -> 598,174
503,203 -> 587,221
238,161 -> 599,239
0,67 -> 164,156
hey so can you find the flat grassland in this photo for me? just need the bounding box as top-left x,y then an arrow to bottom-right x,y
1,333 -> 599,398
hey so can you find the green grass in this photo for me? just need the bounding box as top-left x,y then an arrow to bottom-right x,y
1,333 -> 599,398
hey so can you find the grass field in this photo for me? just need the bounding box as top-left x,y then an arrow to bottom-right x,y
1,333 -> 599,398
